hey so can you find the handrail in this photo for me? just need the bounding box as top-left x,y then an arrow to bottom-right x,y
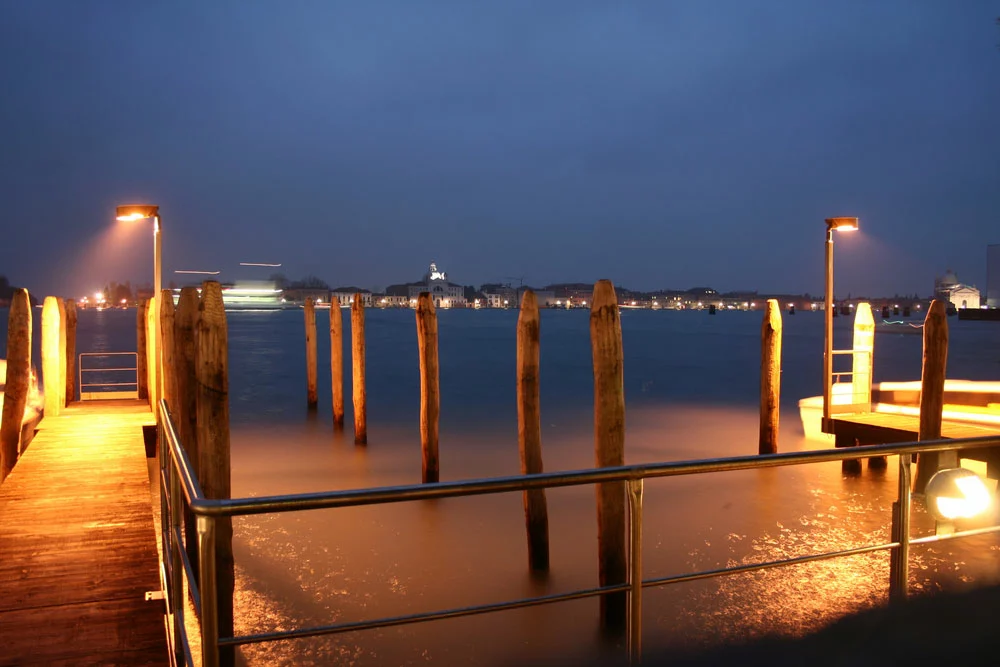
187,435 -> 997,518
155,399 -> 1000,667
78,351 -> 139,399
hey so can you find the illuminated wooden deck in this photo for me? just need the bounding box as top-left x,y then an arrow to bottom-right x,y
830,412 -> 1000,474
0,400 -> 168,666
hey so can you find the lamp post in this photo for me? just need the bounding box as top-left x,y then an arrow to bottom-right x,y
116,205 -> 162,404
823,217 -> 858,432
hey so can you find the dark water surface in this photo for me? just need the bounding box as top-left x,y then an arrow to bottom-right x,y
4,307 -> 1000,665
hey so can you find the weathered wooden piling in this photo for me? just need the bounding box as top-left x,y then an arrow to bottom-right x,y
853,304 -> 884,469
759,299 -> 782,455
159,291 -> 177,413
851,303 -> 875,409
64,299 -> 77,404
590,279 -> 626,633
517,289 -> 550,572
416,293 -> 440,483
330,305 -> 345,427
351,293 -> 367,445
42,297 -> 63,419
174,286 -> 200,582
195,281 -> 234,663
147,294 -> 158,408
137,299 -> 149,400
1,289 -> 32,482
304,298 -> 318,409
913,300 -> 950,493
57,299 -> 67,410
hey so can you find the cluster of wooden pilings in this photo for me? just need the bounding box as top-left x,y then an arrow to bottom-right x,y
1,292 -> 81,482
301,281 -> 627,627
757,296 -> 953,491
148,283 -> 235,663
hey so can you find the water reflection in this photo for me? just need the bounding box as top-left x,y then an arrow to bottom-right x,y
8,308 -> 996,664
227,404 -> 1000,665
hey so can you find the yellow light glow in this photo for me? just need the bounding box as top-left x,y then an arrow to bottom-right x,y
116,212 -> 147,222
826,216 -> 859,232
94,292 -> 103,301
926,468 -> 993,521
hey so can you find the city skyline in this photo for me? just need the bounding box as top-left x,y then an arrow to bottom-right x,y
2,2 -> 998,298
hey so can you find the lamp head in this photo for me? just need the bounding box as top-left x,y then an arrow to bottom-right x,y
825,217 -> 859,232
925,467 -> 993,521
116,204 -> 160,222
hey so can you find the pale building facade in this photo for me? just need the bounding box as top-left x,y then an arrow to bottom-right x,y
406,262 -> 467,308
934,270 -> 980,310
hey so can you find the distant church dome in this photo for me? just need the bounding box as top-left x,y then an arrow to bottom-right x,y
940,270 -> 959,287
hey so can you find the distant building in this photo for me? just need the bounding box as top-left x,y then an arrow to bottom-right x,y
330,287 -> 372,308
934,269 -> 980,310
283,286 -> 331,305
406,262 -> 466,308
988,245 -> 1000,308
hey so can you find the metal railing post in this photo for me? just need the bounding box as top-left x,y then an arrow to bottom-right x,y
169,447 -> 185,660
198,514 -> 220,667
627,478 -> 643,663
889,453 -> 912,601
158,413 -> 170,590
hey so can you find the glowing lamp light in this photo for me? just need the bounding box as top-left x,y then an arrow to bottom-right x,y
925,468 -> 993,521
115,204 -> 159,222
825,216 -> 859,232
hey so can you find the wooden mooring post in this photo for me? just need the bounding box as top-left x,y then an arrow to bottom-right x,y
195,281 -> 234,666
42,296 -> 64,418
175,286 -> 200,583
137,299 -> 149,401
304,298 -> 318,409
759,299 -> 782,455
416,293 -> 440,482
57,298 -> 67,409
352,293 -> 367,445
517,289 -> 550,572
913,300 -> 949,494
65,299 -> 77,404
590,279 -> 626,634
330,305 -> 345,427
147,293 -> 158,408
159,291 -> 177,414
1,289 -> 31,482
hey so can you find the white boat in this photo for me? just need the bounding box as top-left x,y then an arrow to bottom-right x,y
174,281 -> 291,311
875,320 -> 923,335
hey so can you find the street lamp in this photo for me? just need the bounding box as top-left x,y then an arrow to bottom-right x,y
823,216 -> 859,432
116,205 -> 162,405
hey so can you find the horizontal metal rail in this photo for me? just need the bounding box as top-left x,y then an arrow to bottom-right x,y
221,583 -> 632,647
78,351 -> 139,398
154,400 -> 1000,667
183,435 -> 1000,517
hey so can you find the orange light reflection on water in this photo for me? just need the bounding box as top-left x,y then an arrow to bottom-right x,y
223,404 -> 1000,665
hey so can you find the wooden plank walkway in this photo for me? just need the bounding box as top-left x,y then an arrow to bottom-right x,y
831,412 -> 1000,475
0,400 -> 168,666
831,412 -> 1000,444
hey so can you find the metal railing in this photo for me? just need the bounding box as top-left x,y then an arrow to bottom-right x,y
155,400 -> 1000,666
829,348 -> 873,414
79,352 -> 139,400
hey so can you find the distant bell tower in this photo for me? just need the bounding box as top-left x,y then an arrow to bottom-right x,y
428,262 -> 447,282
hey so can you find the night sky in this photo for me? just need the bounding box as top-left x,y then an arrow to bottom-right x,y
2,2 -> 998,299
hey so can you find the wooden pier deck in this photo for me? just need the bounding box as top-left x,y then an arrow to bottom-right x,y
0,400 -> 168,666
831,412 -> 1000,474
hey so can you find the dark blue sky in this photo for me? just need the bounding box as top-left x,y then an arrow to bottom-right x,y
2,1 -> 998,298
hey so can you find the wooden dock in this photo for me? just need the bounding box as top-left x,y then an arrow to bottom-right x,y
0,400 -> 168,666
831,412 -> 1000,474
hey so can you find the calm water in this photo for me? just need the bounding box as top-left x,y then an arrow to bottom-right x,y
4,306 -> 1000,665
